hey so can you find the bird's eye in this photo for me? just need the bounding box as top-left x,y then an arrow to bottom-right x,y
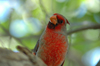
60,20 -> 63,23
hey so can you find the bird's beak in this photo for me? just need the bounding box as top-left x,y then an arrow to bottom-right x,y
50,15 -> 57,25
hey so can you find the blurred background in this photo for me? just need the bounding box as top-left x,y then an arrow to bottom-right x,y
0,0 -> 100,66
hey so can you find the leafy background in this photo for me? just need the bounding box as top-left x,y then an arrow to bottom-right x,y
0,0 -> 100,66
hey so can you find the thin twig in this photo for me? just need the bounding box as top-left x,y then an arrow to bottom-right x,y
4,24 -> 99,40
0,24 -> 26,47
67,24 -> 100,35
18,24 -> 100,39
8,9 -> 13,49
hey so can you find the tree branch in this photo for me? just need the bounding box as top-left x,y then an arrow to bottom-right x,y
96,60 -> 100,66
1,20 -> 100,41
67,24 -> 100,35
0,48 -> 47,66
19,24 -> 100,39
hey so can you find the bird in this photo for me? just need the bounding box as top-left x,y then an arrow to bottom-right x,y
33,13 -> 70,66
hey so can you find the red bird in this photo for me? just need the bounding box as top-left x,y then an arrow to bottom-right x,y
33,13 -> 70,66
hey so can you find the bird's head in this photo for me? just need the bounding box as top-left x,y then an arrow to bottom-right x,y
47,13 -> 70,31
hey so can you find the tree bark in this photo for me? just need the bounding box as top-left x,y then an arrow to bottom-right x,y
0,48 -> 47,66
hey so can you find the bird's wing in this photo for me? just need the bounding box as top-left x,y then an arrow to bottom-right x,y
61,60 -> 65,66
32,40 -> 39,55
